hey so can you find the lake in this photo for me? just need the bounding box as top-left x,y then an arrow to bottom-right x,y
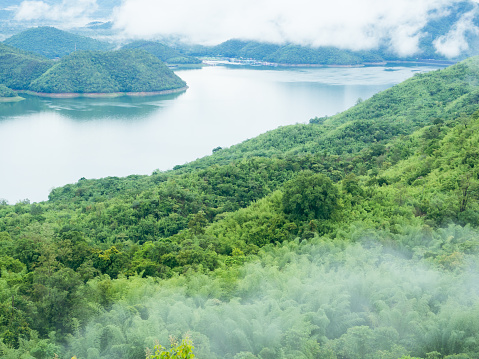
0,64 -> 445,203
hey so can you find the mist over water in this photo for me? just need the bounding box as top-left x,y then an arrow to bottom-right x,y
0,65 -> 443,203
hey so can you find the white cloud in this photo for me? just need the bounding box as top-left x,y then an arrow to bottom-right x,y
14,0 -> 98,26
433,4 -> 479,57
112,0 -> 461,56
15,1 -> 51,21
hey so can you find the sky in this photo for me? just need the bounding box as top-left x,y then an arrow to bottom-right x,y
10,0 -> 479,57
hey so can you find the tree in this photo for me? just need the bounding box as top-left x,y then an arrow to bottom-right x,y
148,336 -> 195,359
188,211 -> 208,235
282,171 -> 340,221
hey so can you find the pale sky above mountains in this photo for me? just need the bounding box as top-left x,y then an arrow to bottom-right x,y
10,0 -> 479,57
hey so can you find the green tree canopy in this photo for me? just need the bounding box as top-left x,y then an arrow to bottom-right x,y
282,171 -> 340,221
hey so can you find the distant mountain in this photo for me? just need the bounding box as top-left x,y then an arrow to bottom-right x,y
184,39 -> 385,65
3,26 -> 113,59
0,43 -> 52,89
121,40 -> 201,65
29,49 -> 187,94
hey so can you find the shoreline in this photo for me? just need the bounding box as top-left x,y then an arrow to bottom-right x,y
202,57 -> 457,68
19,86 -> 188,99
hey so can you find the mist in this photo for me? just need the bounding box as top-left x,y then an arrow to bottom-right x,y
434,5 -> 479,57
63,225 -> 479,359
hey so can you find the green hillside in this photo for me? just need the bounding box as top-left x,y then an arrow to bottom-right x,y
122,40 -> 201,65
2,58 -> 479,358
3,26 -> 113,59
29,49 -> 187,94
0,43 -> 52,89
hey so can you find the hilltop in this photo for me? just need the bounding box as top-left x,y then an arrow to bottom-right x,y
1,57 -> 479,358
3,26 -> 113,59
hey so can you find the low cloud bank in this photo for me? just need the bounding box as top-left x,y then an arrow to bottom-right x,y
11,0 -> 479,58
434,5 -> 479,57
111,0 -> 478,57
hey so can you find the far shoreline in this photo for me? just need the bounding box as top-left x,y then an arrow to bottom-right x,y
18,86 -> 188,99
202,57 -> 457,68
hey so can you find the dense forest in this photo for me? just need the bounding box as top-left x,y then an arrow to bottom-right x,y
3,26 -> 113,59
29,49 -> 187,94
2,57 -> 479,358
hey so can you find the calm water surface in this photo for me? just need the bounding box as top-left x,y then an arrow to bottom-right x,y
0,64 -> 444,203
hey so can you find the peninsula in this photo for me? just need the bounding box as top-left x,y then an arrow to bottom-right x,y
0,84 -> 24,102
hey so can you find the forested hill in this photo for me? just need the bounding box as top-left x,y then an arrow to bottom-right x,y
2,58 -> 479,358
3,26 -> 113,59
121,40 -> 201,65
29,49 -> 187,94
0,44 -> 187,94
0,43 -> 52,89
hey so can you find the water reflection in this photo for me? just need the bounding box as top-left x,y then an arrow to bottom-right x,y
0,95 -> 50,118
0,91 -> 186,120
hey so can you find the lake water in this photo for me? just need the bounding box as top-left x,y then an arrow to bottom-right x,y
0,64 -> 445,203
